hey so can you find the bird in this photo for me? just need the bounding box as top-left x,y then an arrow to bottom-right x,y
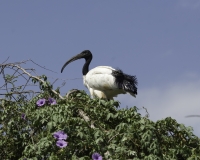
61,50 -> 138,100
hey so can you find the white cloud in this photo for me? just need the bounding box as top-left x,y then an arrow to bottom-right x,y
118,79 -> 200,137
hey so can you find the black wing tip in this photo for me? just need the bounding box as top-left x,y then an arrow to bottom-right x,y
112,69 -> 138,96
128,86 -> 138,95
132,75 -> 138,86
124,73 -> 138,86
113,69 -> 138,84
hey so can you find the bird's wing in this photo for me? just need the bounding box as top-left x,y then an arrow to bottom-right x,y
85,66 -> 137,98
85,66 -> 117,90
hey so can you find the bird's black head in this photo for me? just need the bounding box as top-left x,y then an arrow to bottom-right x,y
80,50 -> 92,58
61,50 -> 93,74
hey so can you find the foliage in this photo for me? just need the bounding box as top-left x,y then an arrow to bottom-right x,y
0,62 -> 200,159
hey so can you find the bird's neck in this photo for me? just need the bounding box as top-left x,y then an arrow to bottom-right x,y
82,56 -> 92,75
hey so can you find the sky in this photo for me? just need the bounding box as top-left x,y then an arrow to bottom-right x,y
0,1 -> 200,136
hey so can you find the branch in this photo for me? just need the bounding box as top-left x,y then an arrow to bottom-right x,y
1,57 -> 9,64
66,89 -> 95,128
13,64 -> 64,99
0,90 -> 40,95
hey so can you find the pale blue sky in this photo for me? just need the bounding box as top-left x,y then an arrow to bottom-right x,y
1,1 -> 200,136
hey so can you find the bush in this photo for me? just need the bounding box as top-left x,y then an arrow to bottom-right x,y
0,61 -> 200,159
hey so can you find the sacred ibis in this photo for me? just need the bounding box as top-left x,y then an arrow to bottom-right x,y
61,50 -> 138,100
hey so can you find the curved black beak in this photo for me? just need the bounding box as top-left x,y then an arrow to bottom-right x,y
61,50 -> 92,73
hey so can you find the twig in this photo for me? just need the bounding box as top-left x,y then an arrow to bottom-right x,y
0,84 -> 38,90
108,133 -> 120,142
30,59 -> 57,73
1,57 -> 10,64
143,106 -> 150,118
14,64 -> 64,99
78,109 -> 95,128
0,90 -> 40,95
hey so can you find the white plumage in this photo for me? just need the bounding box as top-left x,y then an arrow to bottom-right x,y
84,66 -> 123,99
61,50 -> 137,100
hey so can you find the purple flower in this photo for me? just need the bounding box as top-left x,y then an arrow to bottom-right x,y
56,140 -> 68,148
48,98 -> 56,105
53,131 -> 67,140
21,113 -> 26,120
36,98 -> 46,107
92,153 -> 103,160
